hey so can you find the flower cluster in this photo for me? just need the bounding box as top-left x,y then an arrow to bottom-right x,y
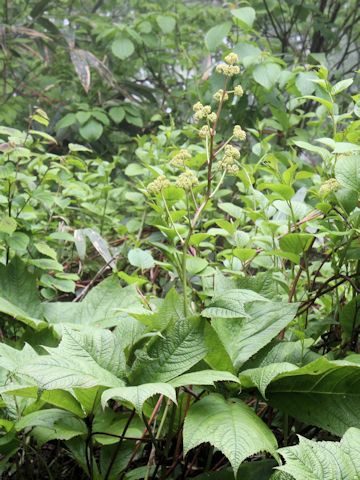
199,125 -> 211,138
193,102 -> 216,123
216,53 -> 240,77
147,175 -> 171,194
218,144 -> 240,174
233,125 -> 246,141
319,178 -> 340,197
176,170 -> 199,189
170,149 -> 191,168
224,53 -> 238,65
234,85 -> 244,97
213,89 -> 229,102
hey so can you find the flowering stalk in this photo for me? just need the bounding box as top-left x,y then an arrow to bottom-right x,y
145,52 -> 246,317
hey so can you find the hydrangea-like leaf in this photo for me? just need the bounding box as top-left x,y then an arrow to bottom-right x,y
183,394 -> 278,476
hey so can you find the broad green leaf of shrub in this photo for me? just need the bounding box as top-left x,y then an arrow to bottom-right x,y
132,288 -> 184,331
0,216 -> 17,234
183,394 -> 278,477
129,316 -> 207,384
253,63 -> 282,90
202,289 -> 268,319
276,428 -> 360,480
279,233 -> 314,255
240,363 -> 297,399
335,155 -> 360,193
109,106 -> 125,124
156,15 -> 176,33
0,257 -> 42,317
0,382 -> 84,417
128,248 -> 155,269
212,302 -> 298,370
44,276 -> 144,328
50,326 -> 127,378
111,37 -> 135,59
16,409 -> 87,446
331,78 -> 353,96
79,119 -> 103,141
170,370 -> 240,388
101,383 -> 176,414
205,22 -> 231,51
0,298 -> 45,330
21,327 -> 125,390
266,357 -> 360,436
231,7 -> 256,28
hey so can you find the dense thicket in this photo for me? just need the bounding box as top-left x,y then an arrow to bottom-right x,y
0,1 -> 359,479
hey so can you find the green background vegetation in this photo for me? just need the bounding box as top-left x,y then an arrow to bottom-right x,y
0,0 -> 360,478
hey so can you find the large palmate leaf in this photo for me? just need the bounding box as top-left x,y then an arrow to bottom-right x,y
202,289 -> 268,319
212,302 -> 298,370
20,327 -> 124,390
101,383 -> 176,414
183,394 -> 278,476
43,276 -> 145,328
266,358 -> 360,436
276,428 -> 360,480
129,316 -> 207,384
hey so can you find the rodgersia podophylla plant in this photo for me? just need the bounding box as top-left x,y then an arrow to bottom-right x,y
145,52 -> 246,316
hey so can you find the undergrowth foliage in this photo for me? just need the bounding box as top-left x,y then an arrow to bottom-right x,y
0,4 -> 360,479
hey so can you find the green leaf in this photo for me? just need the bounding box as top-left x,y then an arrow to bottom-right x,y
212,302 -> 299,370
267,357 -> 360,436
170,370 -> 240,388
79,120 -> 103,142
111,37 -> 135,59
240,363 -> 297,399
7,232 -> 29,251
28,258 -> 63,271
183,394 -> 278,477
279,233 -> 314,255
258,183 -> 295,201
205,22 -> 232,51
16,409 -> 87,444
34,242 -> 57,260
75,111 -> 91,125
0,216 -> 17,234
231,7 -> 256,28
303,95 -> 333,112
21,326 -> 125,390
331,78 -> 353,96
130,316 -> 207,384
44,276 -> 144,328
335,155 -> 360,193
109,106 -> 125,124
186,255 -> 208,275
156,15 -> 176,34
253,63 -> 282,90
101,383 -> 176,414
128,248 -> 155,269
276,427 -> 360,480
0,258 -> 43,328
202,289 -> 268,319
132,288 -> 184,331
